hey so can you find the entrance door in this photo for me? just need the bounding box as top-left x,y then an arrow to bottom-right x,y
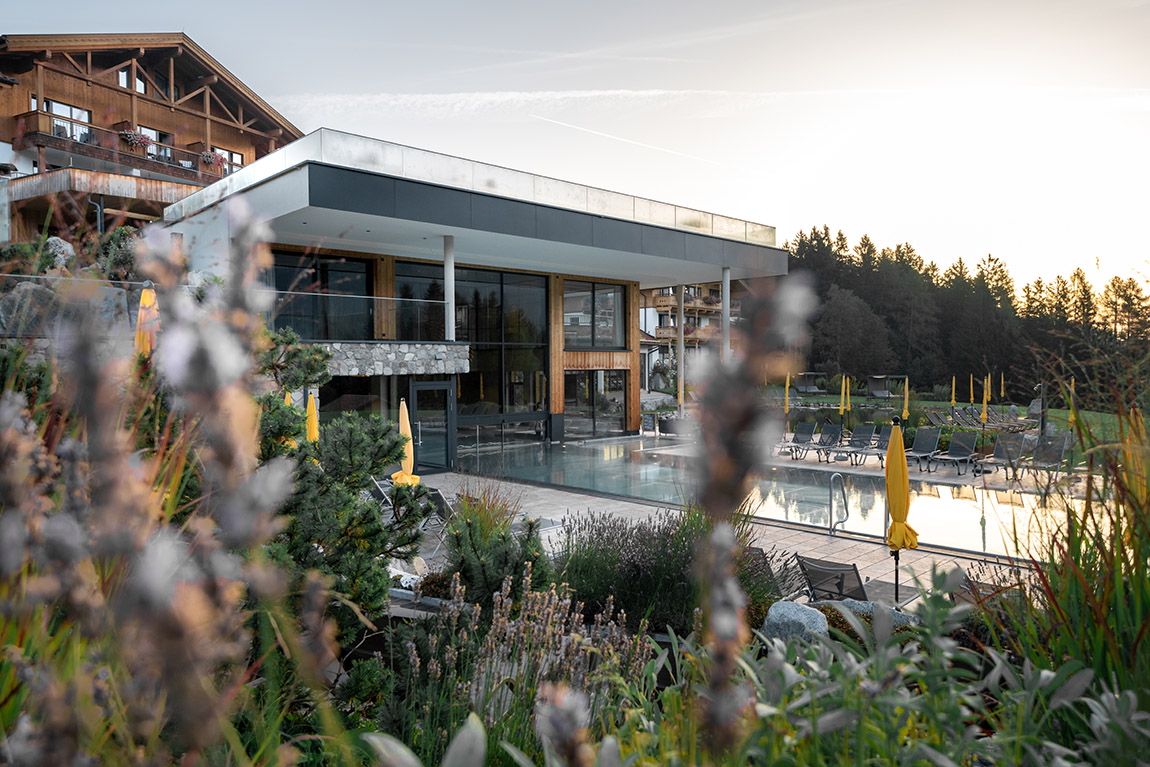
411,381 -> 456,472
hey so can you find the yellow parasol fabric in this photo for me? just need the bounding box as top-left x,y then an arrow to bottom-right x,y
902,379 -> 910,421
980,376 -> 988,424
846,376 -> 851,412
305,392 -> 320,442
969,373 -> 974,405
885,424 -> 917,551
1000,372 -> 1005,399
784,372 -> 790,415
391,398 -> 421,486
284,390 -> 292,407
839,376 -> 845,415
134,287 -> 160,357
950,376 -> 956,408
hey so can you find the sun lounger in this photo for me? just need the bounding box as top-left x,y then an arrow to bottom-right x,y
851,425 -> 893,467
795,424 -> 840,461
926,411 -> 951,428
928,430 -> 978,475
1024,433 -> 1068,481
904,427 -> 941,471
796,554 -> 917,606
778,421 -> 816,456
812,424 -> 845,463
975,432 -> 1025,480
834,424 -> 876,464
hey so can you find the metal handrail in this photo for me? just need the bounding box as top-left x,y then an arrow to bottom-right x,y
828,472 -> 849,534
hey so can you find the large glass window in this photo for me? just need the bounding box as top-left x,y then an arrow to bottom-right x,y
503,273 -> 547,344
319,376 -> 381,422
139,125 -> 174,164
211,146 -> 244,175
455,267 -> 501,343
564,281 -> 625,349
564,370 -> 626,437
273,252 -> 373,341
32,97 -> 91,143
395,261 -> 446,342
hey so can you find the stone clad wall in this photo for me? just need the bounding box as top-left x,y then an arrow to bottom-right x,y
322,342 -> 470,377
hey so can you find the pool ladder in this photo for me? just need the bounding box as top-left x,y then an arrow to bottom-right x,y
828,473 -> 850,535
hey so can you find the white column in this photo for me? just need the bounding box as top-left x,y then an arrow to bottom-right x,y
677,284 -> 685,417
721,267 -> 731,361
443,235 -> 455,342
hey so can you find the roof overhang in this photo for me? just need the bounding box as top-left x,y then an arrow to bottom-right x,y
164,129 -> 789,289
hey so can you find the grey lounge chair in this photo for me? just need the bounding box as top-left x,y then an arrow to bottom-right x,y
796,555 -> 869,601
928,431 -> 979,475
812,425 -> 845,463
904,427 -> 941,471
778,421 -> 816,456
851,425 -> 893,467
835,424 -> 876,464
423,488 -> 457,558
1025,434 -> 1068,481
796,554 -> 917,607
926,411 -> 951,428
976,432 -> 1025,480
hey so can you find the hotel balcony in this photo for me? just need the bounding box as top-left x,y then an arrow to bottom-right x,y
12,110 -> 228,185
653,324 -> 721,342
650,292 -> 737,314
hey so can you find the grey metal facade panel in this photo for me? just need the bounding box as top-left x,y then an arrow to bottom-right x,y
640,225 -> 686,259
684,232 -> 724,265
536,206 -> 594,246
593,216 -> 643,252
471,194 -> 537,238
394,178 -> 473,228
309,164 -> 396,217
303,163 -> 782,272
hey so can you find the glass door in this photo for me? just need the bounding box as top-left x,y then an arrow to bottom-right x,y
411,381 -> 456,472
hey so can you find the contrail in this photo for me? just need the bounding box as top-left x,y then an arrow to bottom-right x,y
528,114 -> 723,166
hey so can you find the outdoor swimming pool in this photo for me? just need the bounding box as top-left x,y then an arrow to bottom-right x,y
457,437 -> 1075,558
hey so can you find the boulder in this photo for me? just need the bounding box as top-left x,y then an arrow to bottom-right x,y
763,601 -> 828,642
814,598 -> 921,628
0,281 -> 59,336
44,237 -> 75,269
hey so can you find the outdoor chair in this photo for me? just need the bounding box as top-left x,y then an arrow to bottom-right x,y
370,475 -> 396,522
904,427 -> 941,471
851,425 -> 893,467
778,421 -> 816,456
796,554 -> 918,607
975,432 -> 1025,480
835,424 -> 876,464
423,488 -> 458,558
796,555 -> 868,601
928,431 -> 979,475
812,424 -> 845,463
1024,433 -> 1068,481
926,411 -> 950,428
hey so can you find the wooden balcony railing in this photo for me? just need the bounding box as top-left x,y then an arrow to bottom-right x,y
13,111 -> 226,181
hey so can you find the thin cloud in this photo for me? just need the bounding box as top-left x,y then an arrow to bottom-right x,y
527,114 -> 725,166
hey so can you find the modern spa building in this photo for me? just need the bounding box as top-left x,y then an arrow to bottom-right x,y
163,128 -> 788,471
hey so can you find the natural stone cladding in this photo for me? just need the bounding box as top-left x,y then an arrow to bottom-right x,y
321,342 -> 470,377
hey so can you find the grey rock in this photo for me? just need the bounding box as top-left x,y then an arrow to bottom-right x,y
764,601 -> 828,642
813,598 -> 921,628
44,236 -> 75,268
0,281 -> 59,336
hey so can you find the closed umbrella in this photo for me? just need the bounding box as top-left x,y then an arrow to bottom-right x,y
969,373 -> 974,406
980,376 -> 988,424
284,390 -> 292,407
950,376 -> 956,408
134,285 -> 160,357
305,392 -> 320,443
839,376 -> 845,415
784,372 -> 790,415
902,379 -> 910,422
1069,377 -> 1076,429
391,398 -> 421,486
1001,372 -> 1005,400
885,422 -> 918,603
845,376 -> 851,412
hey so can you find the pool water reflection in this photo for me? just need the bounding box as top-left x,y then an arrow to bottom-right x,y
458,438 -> 1074,558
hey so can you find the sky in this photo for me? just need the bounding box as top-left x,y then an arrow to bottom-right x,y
8,0 -> 1150,288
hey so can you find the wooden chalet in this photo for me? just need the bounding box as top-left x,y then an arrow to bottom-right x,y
0,33 -> 302,242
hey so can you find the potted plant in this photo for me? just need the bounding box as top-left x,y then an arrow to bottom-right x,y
118,129 -> 152,149
201,151 -> 228,171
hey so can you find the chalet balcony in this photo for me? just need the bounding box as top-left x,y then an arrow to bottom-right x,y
650,293 -> 735,314
12,110 -> 227,185
653,324 -> 721,341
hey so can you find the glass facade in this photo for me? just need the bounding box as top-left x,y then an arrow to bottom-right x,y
396,261 -> 549,439
318,375 -> 381,422
564,370 -> 627,437
273,252 -> 373,341
563,281 -> 625,348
